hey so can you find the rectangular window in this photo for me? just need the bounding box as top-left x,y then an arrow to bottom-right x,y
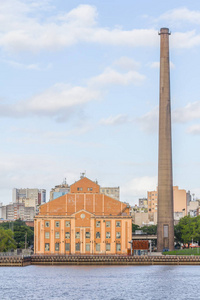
45,243 -> 49,251
87,187 -> 93,191
96,221 -> 100,227
65,221 -> 70,227
116,232 -> 121,239
45,221 -> 50,228
65,232 -> 70,239
106,232 -> 111,239
55,232 -> 60,239
106,243 -> 110,251
85,232 -> 90,239
76,243 -> 80,251
55,243 -> 59,251
116,221 -> 121,227
96,232 -> 100,239
116,243 -> 121,252
96,243 -> 100,252
77,187 -> 83,191
65,243 -> 70,251
106,221 -> 110,228
45,232 -> 50,239
86,243 -> 90,252
55,221 -> 60,228
164,225 -> 169,238
76,232 -> 80,239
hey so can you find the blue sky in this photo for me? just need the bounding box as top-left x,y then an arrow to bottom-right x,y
1,0 -> 200,205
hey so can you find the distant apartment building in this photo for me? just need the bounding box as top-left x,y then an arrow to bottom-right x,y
50,182 -> 70,201
138,198 -> 148,209
0,202 -> 35,221
0,202 -> 2,219
100,187 -> 120,201
148,186 -> 189,216
12,188 -> 46,207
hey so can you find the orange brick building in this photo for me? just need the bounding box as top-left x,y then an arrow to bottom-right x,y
34,177 -> 132,255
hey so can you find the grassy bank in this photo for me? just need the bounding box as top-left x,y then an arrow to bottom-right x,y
163,248 -> 200,256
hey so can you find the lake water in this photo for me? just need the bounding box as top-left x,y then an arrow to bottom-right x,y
0,265 -> 199,300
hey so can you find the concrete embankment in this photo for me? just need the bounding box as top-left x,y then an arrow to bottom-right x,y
0,256 -> 31,267
2,255 -> 200,266
31,255 -> 200,266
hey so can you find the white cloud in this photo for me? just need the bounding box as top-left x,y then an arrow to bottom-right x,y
0,65 -> 144,120
113,57 -> 140,71
148,61 -> 175,69
138,106 -> 158,133
121,176 -> 157,203
186,124 -> 200,135
171,31 -> 200,49
0,2 -> 159,53
89,67 -> 145,87
100,114 -> 130,126
1,3 -> 200,53
158,8 -> 200,25
2,59 -> 52,70
173,101 -> 200,123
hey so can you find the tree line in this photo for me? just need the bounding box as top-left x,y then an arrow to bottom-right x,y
0,219 -> 34,252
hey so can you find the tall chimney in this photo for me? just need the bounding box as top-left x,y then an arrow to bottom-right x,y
157,28 -> 174,252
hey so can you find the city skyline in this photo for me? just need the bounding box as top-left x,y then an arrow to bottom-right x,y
1,0 -> 200,205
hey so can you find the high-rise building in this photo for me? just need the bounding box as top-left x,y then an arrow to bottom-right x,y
12,188 -> 46,207
1,202 -> 35,221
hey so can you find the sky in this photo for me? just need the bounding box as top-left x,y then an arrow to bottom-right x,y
1,0 -> 200,205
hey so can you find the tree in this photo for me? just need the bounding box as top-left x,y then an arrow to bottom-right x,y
0,228 -> 16,252
141,225 -> 157,235
132,223 -> 140,233
0,219 -> 34,249
175,215 -> 200,245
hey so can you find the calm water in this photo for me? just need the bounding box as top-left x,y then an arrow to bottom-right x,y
0,265 -> 199,300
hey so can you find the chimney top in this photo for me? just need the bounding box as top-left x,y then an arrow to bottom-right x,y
159,28 -> 171,35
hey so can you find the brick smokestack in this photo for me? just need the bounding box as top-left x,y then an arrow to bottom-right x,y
157,28 -> 174,252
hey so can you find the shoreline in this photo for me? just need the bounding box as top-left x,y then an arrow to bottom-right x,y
2,254 -> 200,266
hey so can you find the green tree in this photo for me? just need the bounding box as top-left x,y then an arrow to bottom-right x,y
0,219 -> 34,249
132,223 -> 140,233
0,228 -> 16,252
175,215 -> 200,245
141,225 -> 157,235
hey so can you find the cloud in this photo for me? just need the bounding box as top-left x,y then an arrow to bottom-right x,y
113,57 -> 140,71
148,61 -> 175,69
0,65 -> 144,120
158,7 -> 200,25
121,176 -> 157,203
89,67 -> 145,87
1,3 -> 200,53
100,114 -> 130,126
0,2 -> 159,53
186,124 -> 200,135
173,101 -> 200,123
138,101 -> 200,133
138,106 -> 158,133
2,59 -> 52,71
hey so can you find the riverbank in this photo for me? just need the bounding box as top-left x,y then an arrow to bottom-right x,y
2,254 -> 200,266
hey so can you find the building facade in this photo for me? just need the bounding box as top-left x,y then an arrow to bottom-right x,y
12,188 -> 46,207
34,177 -> 132,255
1,203 -> 35,221
148,186 -> 188,217
100,187 -> 120,201
49,182 -> 70,201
